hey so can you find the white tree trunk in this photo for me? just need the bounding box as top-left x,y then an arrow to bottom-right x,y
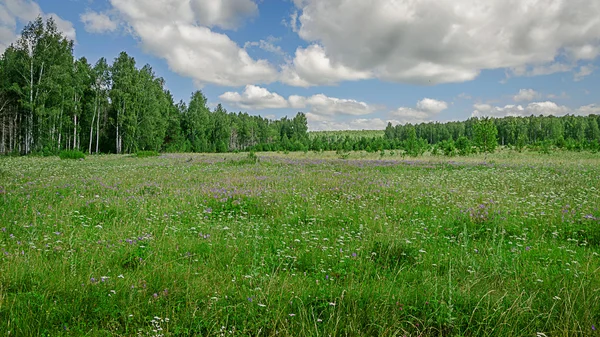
73,114 -> 77,150
89,111 -> 95,154
96,106 -> 100,154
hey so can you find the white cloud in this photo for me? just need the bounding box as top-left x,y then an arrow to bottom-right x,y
0,0 -> 76,52
390,98 -> 449,124
219,85 -> 288,109
574,64 -> 596,81
219,86 -> 378,121
288,0 -> 600,86
472,101 -> 578,118
307,116 -> 399,131
290,94 -> 377,116
575,104 -> 600,115
110,0 -> 276,87
80,11 -> 118,34
281,45 -> 373,87
513,89 -> 541,102
416,98 -> 448,114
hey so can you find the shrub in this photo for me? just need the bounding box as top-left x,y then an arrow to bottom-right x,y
135,151 -> 160,158
59,150 -> 85,160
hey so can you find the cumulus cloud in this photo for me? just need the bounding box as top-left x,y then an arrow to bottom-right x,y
290,94 -> 377,116
0,0 -> 76,52
80,11 -> 118,33
390,98 -> 449,124
109,0 -> 276,87
472,101 -> 579,118
307,117 -> 399,131
575,104 -> 600,115
287,0 -> 600,86
219,85 -> 288,109
513,89 -> 541,102
219,85 -> 378,118
281,45 -> 372,87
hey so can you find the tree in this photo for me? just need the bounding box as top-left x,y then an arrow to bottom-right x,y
473,117 -> 498,158
455,136 -> 471,156
109,52 -> 136,154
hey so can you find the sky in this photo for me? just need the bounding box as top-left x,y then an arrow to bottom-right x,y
1,0 -> 599,131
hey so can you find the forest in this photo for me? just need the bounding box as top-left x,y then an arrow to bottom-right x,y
1,17 -> 599,156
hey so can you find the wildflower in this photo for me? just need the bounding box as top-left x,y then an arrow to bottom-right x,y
289,314 -> 295,317
90,277 -> 97,283
153,293 -> 158,298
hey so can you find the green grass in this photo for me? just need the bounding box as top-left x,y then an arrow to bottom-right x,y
59,149 -> 86,160
0,150 -> 599,336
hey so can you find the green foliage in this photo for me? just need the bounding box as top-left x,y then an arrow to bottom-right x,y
135,151 -> 159,158
455,136 -> 472,156
440,140 -> 457,157
402,126 -> 428,157
58,150 -> 85,160
473,117 -> 498,155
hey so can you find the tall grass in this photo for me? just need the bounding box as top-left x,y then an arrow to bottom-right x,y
0,151 -> 599,336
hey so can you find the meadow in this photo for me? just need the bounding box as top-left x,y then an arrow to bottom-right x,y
1,150 -> 599,336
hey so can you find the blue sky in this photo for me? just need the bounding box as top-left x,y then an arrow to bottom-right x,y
1,0 -> 599,130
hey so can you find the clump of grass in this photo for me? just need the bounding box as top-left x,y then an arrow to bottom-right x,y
227,151 -> 260,166
59,149 -> 85,160
135,150 -> 160,158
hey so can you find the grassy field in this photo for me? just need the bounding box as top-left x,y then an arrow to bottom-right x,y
1,151 -> 599,336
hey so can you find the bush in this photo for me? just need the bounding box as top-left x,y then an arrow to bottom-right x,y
135,151 -> 160,158
59,150 -> 86,160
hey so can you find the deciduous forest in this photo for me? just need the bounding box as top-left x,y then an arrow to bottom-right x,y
1,17 -> 599,156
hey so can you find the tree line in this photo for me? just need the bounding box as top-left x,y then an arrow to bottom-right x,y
0,17 -> 308,155
1,17 -> 598,157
